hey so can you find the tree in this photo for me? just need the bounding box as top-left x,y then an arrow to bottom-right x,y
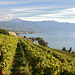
69,47 -> 72,53
69,47 -> 72,51
38,39 -> 48,47
24,36 -> 26,38
62,47 -> 66,51
0,29 -> 9,35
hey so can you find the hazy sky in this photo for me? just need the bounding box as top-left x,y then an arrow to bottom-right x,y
0,0 -> 75,23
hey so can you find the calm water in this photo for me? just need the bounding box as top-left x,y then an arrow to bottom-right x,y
19,32 -> 75,51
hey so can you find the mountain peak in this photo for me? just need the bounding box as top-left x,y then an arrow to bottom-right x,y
10,18 -> 21,21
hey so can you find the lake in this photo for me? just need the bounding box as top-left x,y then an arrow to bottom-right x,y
19,32 -> 75,51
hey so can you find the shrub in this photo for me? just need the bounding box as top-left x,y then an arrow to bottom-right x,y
0,29 -> 9,35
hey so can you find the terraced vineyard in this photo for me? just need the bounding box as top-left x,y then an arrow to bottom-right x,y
0,34 -> 18,74
0,33 -> 75,75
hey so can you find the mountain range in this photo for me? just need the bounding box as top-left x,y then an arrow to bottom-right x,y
0,18 -> 75,33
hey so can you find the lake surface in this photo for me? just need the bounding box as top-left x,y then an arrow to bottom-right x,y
19,32 -> 75,51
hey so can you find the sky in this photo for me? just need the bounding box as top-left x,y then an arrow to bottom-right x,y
0,0 -> 75,23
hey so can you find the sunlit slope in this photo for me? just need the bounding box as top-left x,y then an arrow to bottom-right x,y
0,34 -> 75,75
21,38 -> 75,75
0,34 -> 31,75
0,34 -> 18,74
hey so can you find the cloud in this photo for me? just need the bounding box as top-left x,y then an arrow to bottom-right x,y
11,6 -> 53,12
39,8 -> 75,16
18,16 -> 75,23
34,8 -> 75,22
11,8 -> 33,12
0,1 -> 17,5
0,0 -> 65,5
0,1 -> 29,5
0,14 -> 14,21
0,0 -> 75,23
0,2 -> 13,5
1,6 -> 75,23
18,8 -> 75,23
0,0 -> 52,5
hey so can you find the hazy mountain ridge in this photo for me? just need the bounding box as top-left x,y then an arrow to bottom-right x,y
0,18 -> 75,32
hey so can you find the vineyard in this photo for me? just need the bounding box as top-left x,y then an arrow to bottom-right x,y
0,33 -> 75,75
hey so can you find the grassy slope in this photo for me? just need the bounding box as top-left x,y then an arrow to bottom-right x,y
0,34 -> 75,75
21,38 -> 75,75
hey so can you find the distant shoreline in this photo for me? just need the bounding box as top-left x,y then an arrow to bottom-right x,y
16,31 -> 41,35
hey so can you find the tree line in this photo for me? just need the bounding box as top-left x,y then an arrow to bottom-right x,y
24,36 -> 48,47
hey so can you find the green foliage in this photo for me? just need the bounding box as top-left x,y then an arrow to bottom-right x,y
11,42 -> 31,75
20,39 -> 75,75
69,47 -> 72,53
24,36 -> 26,38
38,38 -> 48,47
0,29 -> 10,35
28,37 -> 48,47
0,34 -> 18,75
0,33 -> 75,75
62,47 -> 66,51
0,34 -> 31,75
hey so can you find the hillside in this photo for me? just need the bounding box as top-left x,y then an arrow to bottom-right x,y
0,30 -> 75,75
0,19 -> 75,32
0,29 -> 10,35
